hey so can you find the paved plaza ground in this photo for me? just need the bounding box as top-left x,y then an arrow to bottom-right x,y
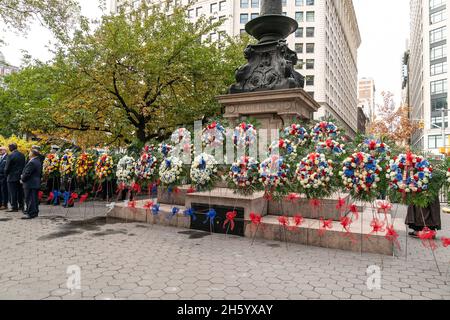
0,201 -> 449,300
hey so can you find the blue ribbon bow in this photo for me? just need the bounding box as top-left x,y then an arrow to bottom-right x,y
152,203 -> 160,215
63,191 -> 71,207
52,190 -> 61,205
168,207 -> 179,220
183,208 -> 197,221
203,208 -> 217,225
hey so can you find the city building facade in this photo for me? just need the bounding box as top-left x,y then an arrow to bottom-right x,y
409,0 -> 449,155
357,77 -> 376,122
111,0 -> 361,136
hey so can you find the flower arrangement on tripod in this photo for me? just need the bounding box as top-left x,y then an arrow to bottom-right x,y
75,152 -> 95,179
283,124 -> 310,146
43,154 -> 60,177
135,146 -> 158,185
315,139 -> 345,156
340,152 -> 382,202
95,154 -> 115,181
59,151 -> 75,178
268,138 -> 298,162
190,153 -> 219,191
296,153 -> 334,198
258,155 -> 290,198
387,153 -> 432,194
227,156 -> 260,195
202,121 -> 226,148
359,139 -> 391,160
233,122 -> 257,148
158,156 -> 184,186
311,121 -> 339,142
116,155 -> 137,186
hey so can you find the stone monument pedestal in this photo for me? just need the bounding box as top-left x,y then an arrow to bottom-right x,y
218,88 -> 320,135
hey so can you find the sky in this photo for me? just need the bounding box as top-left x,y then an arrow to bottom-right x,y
0,0 -> 410,108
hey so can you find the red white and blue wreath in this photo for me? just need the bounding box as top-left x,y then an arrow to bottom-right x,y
340,152 -> 382,201
296,153 -> 334,197
158,156 -> 184,186
190,153 -> 218,190
315,138 -> 345,156
258,155 -> 290,189
228,156 -> 260,195
233,122 -> 257,148
311,121 -> 339,141
387,153 -> 432,193
360,139 -> 391,160
268,138 -> 297,161
283,124 -> 310,146
202,121 -> 226,148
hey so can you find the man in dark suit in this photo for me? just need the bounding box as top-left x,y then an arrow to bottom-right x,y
4,143 -> 26,212
21,149 -> 42,219
0,147 -> 8,210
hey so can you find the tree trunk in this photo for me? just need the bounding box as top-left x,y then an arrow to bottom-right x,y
136,125 -> 147,144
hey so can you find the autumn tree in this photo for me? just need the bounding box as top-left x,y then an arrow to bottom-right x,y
0,3 -> 248,146
367,91 -> 417,146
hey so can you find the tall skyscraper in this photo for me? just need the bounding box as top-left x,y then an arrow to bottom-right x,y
409,0 -> 448,154
358,77 -> 376,122
111,0 -> 361,136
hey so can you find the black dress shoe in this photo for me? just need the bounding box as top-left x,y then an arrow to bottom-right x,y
21,215 -> 33,220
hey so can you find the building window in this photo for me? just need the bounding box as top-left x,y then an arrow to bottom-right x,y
296,0 -> 304,5
431,79 -> 448,94
306,43 -> 315,53
251,0 -> 259,8
188,9 -> 194,18
210,3 -> 217,13
295,11 -> 304,22
251,13 -> 259,20
196,6 -> 202,17
431,61 -> 448,75
219,1 -> 226,11
430,9 -> 446,24
431,44 -> 447,60
240,0 -> 249,8
431,95 -> 448,111
240,14 -> 248,24
295,27 -> 303,37
428,135 -> 448,148
430,0 -> 445,10
305,75 -> 314,86
282,0 -> 287,6
306,11 -> 315,22
306,27 -> 315,37
306,59 -> 314,69
296,59 -> 304,69
295,43 -> 303,53
430,114 -> 449,130
430,26 -> 446,43
306,0 -> 314,5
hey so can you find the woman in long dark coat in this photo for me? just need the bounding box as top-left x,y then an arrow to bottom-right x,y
405,197 -> 441,237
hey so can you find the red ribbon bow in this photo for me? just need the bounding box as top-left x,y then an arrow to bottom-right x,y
285,193 -> 300,203
143,201 -> 154,209
68,193 -> 79,206
128,200 -> 137,209
418,227 -> 437,250
38,191 -> 44,201
318,218 -> 333,236
48,192 -> 54,202
223,211 -> 237,231
79,194 -> 89,204
348,204 -> 359,221
385,224 -> 400,249
249,212 -> 262,226
339,216 -> 352,232
368,218 -> 385,236
277,216 -> 290,228
309,198 -> 321,208
116,182 -> 126,194
187,187 -> 196,194
131,182 -> 142,194
441,237 -> 450,248
336,197 -> 346,213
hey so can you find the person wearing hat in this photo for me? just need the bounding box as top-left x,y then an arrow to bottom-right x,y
0,147 -> 8,210
4,143 -> 25,212
20,149 -> 42,219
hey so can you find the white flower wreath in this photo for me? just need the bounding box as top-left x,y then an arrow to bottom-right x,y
159,156 -> 183,185
116,155 -> 137,185
190,153 -> 218,187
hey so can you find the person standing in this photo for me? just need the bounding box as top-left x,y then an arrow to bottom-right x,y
4,143 -> 26,212
21,149 -> 42,219
406,197 -> 441,238
0,147 -> 8,210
